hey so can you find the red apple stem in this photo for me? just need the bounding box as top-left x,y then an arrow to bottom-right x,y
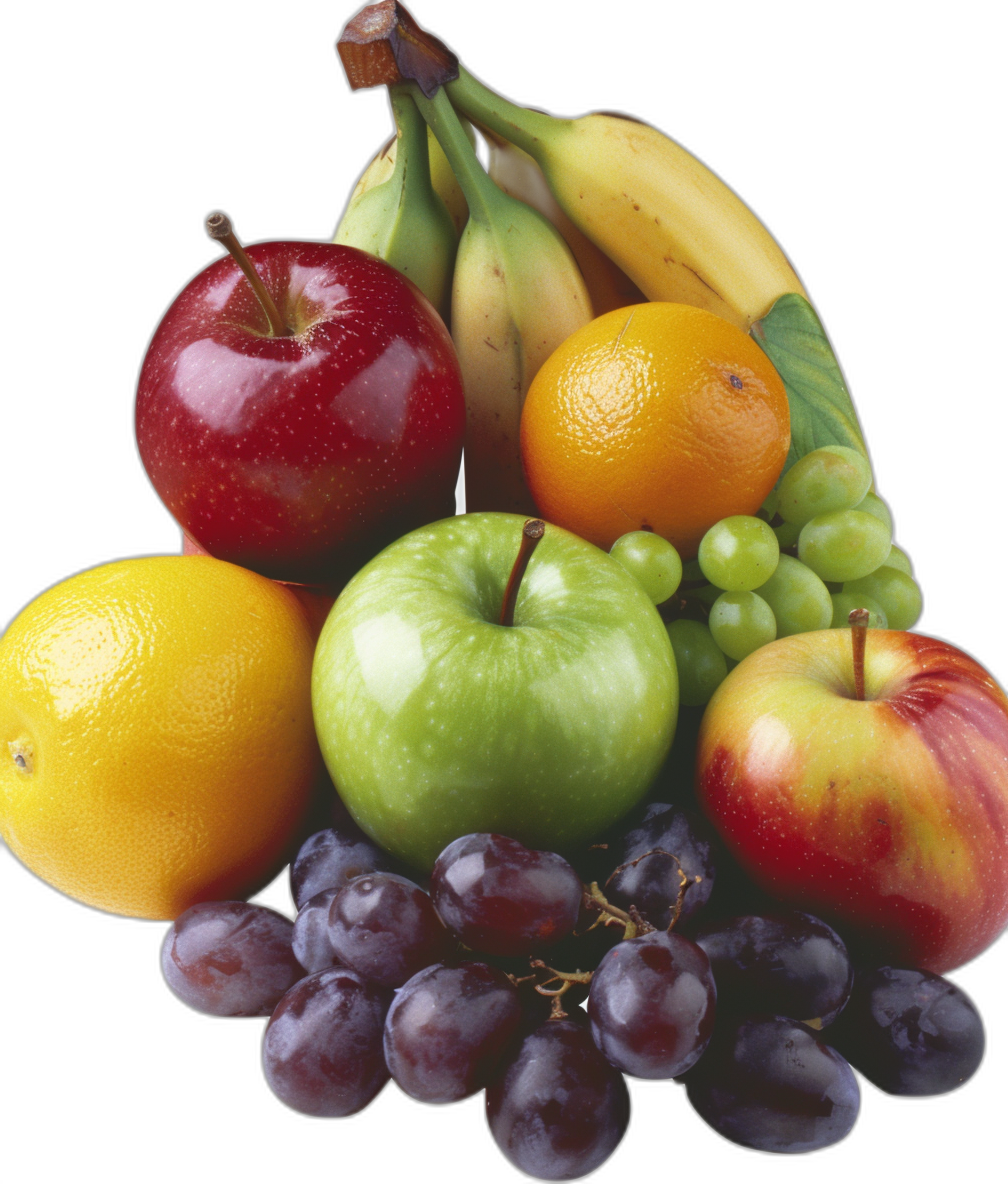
499,519 -> 545,627
849,608 -> 870,701
205,212 -> 293,337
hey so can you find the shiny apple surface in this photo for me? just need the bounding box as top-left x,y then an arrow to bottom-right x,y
311,513 -> 679,869
137,242 -> 465,586
697,628 -> 1008,972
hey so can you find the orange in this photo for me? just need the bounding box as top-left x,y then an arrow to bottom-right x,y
0,555 -> 322,919
520,302 -> 790,557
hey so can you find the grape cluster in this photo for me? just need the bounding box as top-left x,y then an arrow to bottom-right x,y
159,803 -> 985,1179
609,446 -> 924,705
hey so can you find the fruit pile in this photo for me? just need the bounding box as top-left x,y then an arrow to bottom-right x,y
3,0 -> 1004,1174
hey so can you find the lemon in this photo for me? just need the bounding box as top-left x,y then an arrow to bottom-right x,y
0,555 -> 321,919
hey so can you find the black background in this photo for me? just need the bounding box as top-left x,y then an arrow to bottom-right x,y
5,2 -> 999,1174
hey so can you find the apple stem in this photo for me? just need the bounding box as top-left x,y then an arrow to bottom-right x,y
849,608 -> 870,701
499,519 -> 545,627
205,212 -> 293,337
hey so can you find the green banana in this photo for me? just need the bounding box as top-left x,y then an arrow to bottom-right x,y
335,86 -> 456,319
410,84 -> 593,515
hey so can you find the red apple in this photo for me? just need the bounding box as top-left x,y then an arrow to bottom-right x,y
696,627 -> 1008,973
137,234 -> 465,587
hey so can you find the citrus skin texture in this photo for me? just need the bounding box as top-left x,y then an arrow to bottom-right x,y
0,556 -> 320,919
521,302 -> 790,557
312,513 -> 678,870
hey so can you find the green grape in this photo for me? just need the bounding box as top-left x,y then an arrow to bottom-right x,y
773,519 -> 802,550
681,558 -> 705,583
882,544 -> 913,575
830,590 -> 888,630
855,492 -> 893,534
708,591 -> 777,661
756,554 -> 833,637
777,446 -> 873,526
665,619 -> 728,706
692,583 -> 722,608
798,510 -> 892,583
698,516 -> 779,592
844,568 -> 923,631
609,531 -> 682,604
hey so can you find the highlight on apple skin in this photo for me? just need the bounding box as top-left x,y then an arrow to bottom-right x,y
695,628 -> 1008,973
136,240 -> 465,589
311,512 -> 679,871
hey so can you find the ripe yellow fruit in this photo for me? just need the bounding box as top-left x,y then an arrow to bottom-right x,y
0,556 -> 321,919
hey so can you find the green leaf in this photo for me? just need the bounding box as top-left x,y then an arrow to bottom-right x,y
751,293 -> 869,476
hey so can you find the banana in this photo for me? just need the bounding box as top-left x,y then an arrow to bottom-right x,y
342,118 -> 474,239
411,84 -> 593,515
483,130 -> 644,317
446,67 -> 805,332
334,86 -> 456,318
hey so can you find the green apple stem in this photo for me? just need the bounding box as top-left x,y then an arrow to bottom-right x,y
849,607 -> 870,701
499,519 -> 545,627
205,212 -> 293,337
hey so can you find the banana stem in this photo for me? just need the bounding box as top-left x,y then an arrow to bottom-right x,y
445,67 -> 562,163
409,84 -> 499,228
387,85 -> 433,196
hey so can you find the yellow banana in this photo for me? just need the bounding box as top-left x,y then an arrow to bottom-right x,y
411,84 -> 593,515
334,87 -> 456,318
447,67 -> 805,332
342,117 -> 474,239
483,130 -> 644,317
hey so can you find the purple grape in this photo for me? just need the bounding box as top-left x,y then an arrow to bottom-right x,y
486,1018 -> 630,1180
292,888 -> 343,974
384,962 -> 522,1102
160,901 -> 303,1017
827,966 -> 985,1095
605,805 -> 717,928
262,967 -> 390,1117
431,834 -> 582,957
587,929 -> 716,1078
694,912 -> 852,1026
289,824 -> 391,911
328,872 -> 453,987
685,1016 -> 860,1152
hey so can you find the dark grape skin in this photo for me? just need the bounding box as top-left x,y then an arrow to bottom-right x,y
328,872 -> 454,988
694,912 -> 853,1027
486,1018 -> 630,1181
684,1016 -> 860,1153
383,962 -> 523,1102
292,888 -> 343,974
262,967 -> 390,1117
160,901 -> 303,1017
431,834 -> 583,958
587,930 -> 716,1078
289,824 -> 392,911
604,804 -> 717,928
827,966 -> 985,1095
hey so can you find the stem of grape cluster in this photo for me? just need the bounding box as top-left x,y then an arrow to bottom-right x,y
499,519 -> 545,627
849,608 -> 869,701
205,212 -> 292,337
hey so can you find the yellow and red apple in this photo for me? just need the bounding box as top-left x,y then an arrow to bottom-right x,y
696,628 -> 1008,973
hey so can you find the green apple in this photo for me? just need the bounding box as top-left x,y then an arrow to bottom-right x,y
312,513 -> 678,869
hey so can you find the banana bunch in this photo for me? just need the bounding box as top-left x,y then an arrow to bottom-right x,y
334,1 -> 865,514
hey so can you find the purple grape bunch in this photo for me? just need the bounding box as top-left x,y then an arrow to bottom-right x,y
158,807 -> 988,1179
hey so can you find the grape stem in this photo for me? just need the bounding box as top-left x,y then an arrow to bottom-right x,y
582,882 -> 655,939
603,848 -> 701,932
